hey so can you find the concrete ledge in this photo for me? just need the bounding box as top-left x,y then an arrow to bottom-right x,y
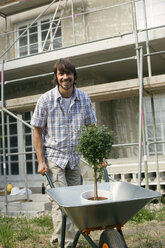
107,157 -> 165,195
0,200 -> 52,216
0,193 -> 49,203
2,74 -> 165,112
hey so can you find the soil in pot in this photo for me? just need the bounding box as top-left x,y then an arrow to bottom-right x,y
88,196 -> 108,201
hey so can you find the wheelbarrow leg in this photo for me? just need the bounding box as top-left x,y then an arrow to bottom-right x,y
61,212 -> 67,248
82,232 -> 98,248
71,230 -> 81,248
117,229 -> 128,248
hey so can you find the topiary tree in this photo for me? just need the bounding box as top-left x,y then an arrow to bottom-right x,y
77,125 -> 113,200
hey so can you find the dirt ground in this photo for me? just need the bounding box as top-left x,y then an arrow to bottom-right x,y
87,220 -> 165,248
9,220 -> 165,248
122,220 -> 165,247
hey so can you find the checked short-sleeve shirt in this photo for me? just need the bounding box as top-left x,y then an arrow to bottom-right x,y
31,86 -> 97,169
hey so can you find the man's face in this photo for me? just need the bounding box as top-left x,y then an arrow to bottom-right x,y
57,69 -> 74,91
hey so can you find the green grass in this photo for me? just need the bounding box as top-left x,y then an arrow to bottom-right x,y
0,215 -> 53,247
135,231 -> 163,248
130,205 -> 165,223
0,222 -> 15,248
29,215 -> 53,228
16,218 -> 38,241
0,204 -> 164,247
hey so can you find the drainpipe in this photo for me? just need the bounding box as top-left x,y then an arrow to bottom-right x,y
1,59 -> 8,215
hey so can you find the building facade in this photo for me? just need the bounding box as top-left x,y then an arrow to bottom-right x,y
0,0 -> 165,193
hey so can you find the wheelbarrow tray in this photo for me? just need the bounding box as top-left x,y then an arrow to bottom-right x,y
47,181 -> 161,230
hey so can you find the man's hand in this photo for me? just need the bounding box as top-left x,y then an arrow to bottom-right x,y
100,158 -> 108,169
37,161 -> 48,174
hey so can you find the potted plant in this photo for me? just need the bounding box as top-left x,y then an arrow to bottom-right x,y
77,125 -> 113,201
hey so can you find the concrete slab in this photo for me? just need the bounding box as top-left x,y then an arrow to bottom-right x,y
0,193 -> 52,216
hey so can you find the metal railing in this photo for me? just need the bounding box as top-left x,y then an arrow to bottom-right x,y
1,0 -> 165,61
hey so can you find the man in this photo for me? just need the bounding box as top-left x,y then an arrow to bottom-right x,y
31,58 -> 97,248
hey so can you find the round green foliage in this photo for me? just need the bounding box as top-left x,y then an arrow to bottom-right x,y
77,125 -> 113,180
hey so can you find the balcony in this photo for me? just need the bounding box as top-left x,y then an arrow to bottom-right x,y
0,0 -> 165,111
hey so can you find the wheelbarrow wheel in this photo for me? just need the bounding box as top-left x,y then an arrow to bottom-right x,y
99,229 -> 127,248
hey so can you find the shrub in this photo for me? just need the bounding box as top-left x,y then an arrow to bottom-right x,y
77,125 -> 113,199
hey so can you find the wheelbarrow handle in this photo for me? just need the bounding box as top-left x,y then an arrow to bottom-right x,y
41,168 -> 54,188
104,167 -> 110,182
40,168 -> 48,175
41,169 -> 67,248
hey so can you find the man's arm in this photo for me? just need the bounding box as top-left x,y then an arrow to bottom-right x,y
33,126 -> 48,173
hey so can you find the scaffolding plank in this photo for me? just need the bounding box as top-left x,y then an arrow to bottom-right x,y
0,0 -> 54,17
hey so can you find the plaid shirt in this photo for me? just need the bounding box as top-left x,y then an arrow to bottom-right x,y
31,86 -> 97,169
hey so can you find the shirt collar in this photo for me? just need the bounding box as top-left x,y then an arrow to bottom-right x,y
54,86 -> 61,101
54,86 -> 80,101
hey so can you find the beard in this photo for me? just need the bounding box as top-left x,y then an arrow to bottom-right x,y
59,79 -> 74,90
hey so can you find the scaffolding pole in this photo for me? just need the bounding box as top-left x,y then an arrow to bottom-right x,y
142,0 -> 152,77
1,107 -> 33,129
132,0 -> 147,186
151,96 -> 161,192
71,0 -> 76,44
138,47 -> 144,186
142,108 -> 149,188
41,0 -> 61,51
131,0 -> 140,76
1,59 -> 8,215
81,0 -> 87,42
141,0 -> 161,191
144,50 -> 165,56
5,16 -> 8,61
140,0 -> 150,188
22,114 -> 29,201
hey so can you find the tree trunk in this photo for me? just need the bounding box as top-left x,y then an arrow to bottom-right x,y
94,171 -> 98,200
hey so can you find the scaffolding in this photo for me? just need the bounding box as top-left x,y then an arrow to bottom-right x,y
0,0 -> 165,215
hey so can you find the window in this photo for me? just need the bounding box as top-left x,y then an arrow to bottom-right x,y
144,95 -> 165,156
16,15 -> 62,57
0,112 -> 37,176
0,115 -> 18,175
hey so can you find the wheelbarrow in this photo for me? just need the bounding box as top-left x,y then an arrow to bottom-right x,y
42,168 -> 161,248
